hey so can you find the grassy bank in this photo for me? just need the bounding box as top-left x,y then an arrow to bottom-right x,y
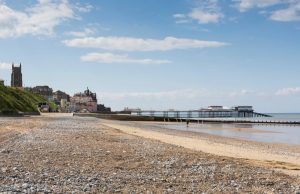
0,85 -> 50,113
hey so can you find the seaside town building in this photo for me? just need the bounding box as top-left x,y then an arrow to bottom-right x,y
53,90 -> 70,104
11,63 -> 23,87
70,88 -> 98,113
53,90 -> 71,111
25,86 -> 54,101
53,90 -> 70,102
60,99 -> 70,111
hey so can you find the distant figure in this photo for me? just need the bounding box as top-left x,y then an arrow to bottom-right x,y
186,120 -> 190,127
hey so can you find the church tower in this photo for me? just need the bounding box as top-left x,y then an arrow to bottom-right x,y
11,63 -> 23,87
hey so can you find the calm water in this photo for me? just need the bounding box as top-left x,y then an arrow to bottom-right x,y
150,113 -> 300,145
268,113 -> 300,121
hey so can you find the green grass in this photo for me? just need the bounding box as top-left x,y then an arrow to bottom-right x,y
0,85 -> 50,113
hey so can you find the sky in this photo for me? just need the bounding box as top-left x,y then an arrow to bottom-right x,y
0,0 -> 300,112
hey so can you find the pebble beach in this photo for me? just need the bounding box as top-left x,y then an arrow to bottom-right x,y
0,116 -> 299,193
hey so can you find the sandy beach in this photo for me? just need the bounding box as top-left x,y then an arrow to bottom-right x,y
103,120 -> 300,175
0,116 -> 299,193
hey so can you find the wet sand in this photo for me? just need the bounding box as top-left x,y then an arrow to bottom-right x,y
0,116 -> 300,193
102,120 -> 300,176
139,121 -> 280,133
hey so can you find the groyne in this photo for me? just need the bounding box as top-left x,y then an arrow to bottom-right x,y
74,113 -> 300,125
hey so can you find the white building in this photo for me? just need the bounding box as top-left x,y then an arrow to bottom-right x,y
70,88 -> 98,113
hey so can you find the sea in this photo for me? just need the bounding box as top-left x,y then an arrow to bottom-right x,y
149,113 -> 300,145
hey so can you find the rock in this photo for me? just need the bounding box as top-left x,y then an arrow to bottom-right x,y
0,149 -> 11,154
1,168 -> 7,173
22,183 -> 29,189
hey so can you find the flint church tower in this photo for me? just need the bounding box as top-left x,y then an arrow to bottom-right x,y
11,63 -> 23,87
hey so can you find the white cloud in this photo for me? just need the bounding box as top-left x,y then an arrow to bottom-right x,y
275,87 -> 300,96
0,62 -> 11,70
99,88 -> 263,101
66,27 -> 95,37
81,52 -> 171,65
228,89 -> 268,98
234,0 -> 284,12
270,3 -> 300,22
98,89 -> 209,100
98,88 -> 266,102
173,14 -> 190,24
174,0 -> 223,24
228,89 -> 253,97
75,3 -> 93,13
0,0 -> 79,38
188,8 -> 224,24
234,0 -> 300,22
175,19 -> 190,24
63,36 -> 228,51
173,13 -> 186,19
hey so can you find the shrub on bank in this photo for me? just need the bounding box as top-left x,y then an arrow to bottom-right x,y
0,85 -> 48,113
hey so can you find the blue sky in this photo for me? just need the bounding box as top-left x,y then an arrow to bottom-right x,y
0,0 -> 300,112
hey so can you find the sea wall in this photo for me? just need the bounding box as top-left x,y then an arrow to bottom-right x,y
74,113 -> 158,121
0,111 -> 24,117
0,111 -> 40,117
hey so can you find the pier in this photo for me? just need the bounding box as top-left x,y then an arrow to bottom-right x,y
127,106 -> 299,125
129,111 -> 300,124
132,110 -> 271,118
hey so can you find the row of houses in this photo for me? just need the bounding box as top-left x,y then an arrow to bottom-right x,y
25,86 -> 110,113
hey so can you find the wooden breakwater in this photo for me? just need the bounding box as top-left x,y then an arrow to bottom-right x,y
189,118 -> 300,125
74,113 -> 300,125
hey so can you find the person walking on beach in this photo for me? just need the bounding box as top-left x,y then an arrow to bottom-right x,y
186,120 -> 190,127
